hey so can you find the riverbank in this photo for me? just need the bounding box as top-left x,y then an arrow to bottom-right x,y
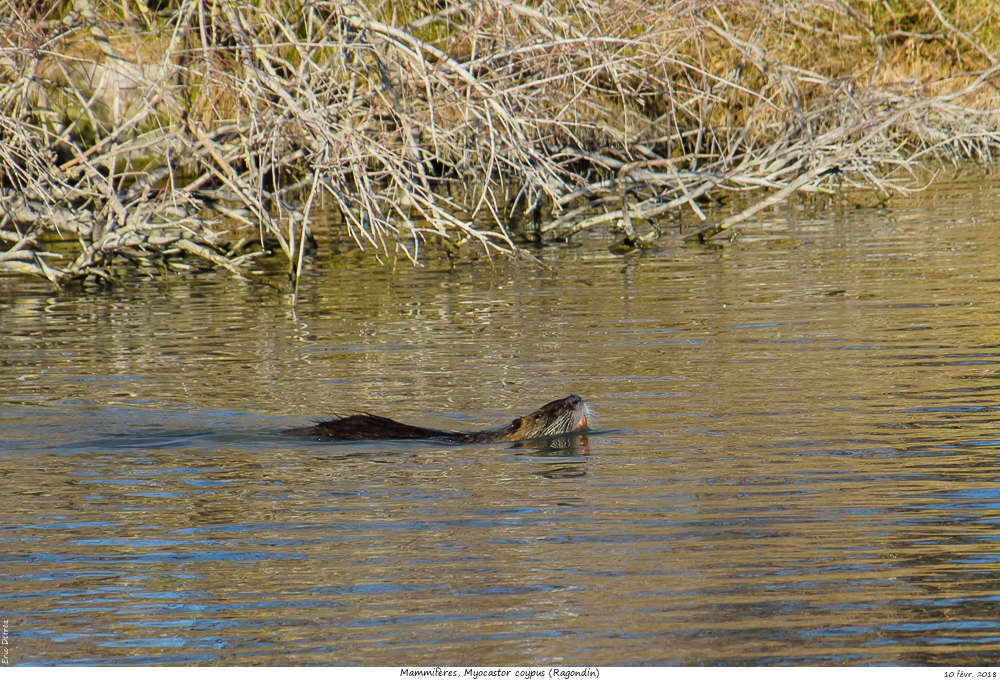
2,0 -> 998,290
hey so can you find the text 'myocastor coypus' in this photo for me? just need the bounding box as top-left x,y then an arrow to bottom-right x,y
284,395 -> 590,443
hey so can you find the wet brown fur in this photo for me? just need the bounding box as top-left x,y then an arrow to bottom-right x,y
284,395 -> 589,443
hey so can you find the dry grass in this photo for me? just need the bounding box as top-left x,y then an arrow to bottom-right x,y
1,0 -> 999,290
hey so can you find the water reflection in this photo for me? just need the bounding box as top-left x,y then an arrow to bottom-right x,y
5,173 -> 1000,664
514,433 -> 590,480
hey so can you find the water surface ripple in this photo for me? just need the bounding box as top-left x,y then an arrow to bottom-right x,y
4,175 -> 1000,664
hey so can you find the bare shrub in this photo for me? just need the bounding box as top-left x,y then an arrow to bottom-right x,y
1,0 -> 998,289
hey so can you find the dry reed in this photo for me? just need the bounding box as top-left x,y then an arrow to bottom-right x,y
1,0 -> 999,289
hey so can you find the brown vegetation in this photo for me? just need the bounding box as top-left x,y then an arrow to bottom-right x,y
1,0 -> 999,289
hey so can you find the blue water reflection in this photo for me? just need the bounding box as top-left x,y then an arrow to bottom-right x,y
7,175 -> 1000,664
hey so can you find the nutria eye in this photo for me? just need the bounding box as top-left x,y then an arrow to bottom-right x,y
511,418 -> 522,427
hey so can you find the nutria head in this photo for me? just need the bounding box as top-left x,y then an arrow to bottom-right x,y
499,395 -> 589,441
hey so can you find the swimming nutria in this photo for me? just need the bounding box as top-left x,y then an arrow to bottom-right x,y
284,395 -> 589,443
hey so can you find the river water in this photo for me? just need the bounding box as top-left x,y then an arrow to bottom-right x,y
4,174 -> 1000,665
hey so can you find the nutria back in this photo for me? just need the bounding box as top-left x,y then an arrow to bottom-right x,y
283,414 -> 452,440
284,395 -> 589,443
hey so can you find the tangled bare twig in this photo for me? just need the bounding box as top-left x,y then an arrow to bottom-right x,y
1,0 -> 998,288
